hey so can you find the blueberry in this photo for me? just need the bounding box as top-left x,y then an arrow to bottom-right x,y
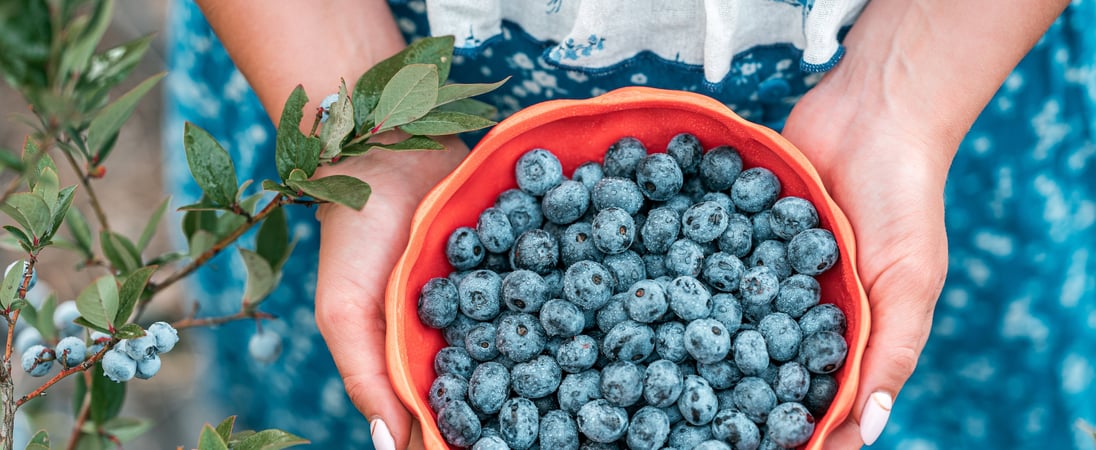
477,207 -> 516,253
655,321 -> 688,363
102,347 -> 137,382
641,207 -> 681,255
444,314 -> 479,347
734,329 -> 770,376
739,266 -> 780,308
543,180 -> 591,225
459,270 -> 503,321
435,346 -> 475,379
668,422 -> 714,449
666,276 -> 712,321
684,319 -> 731,364
465,322 -> 500,361
751,210 -> 778,245
798,304 -> 848,336
473,435 -> 509,450
438,400 -> 483,447
624,279 -> 668,324
699,145 -> 744,192
710,409 -> 761,449
635,153 -> 684,201
773,362 -> 811,402
512,355 -> 563,399
13,328 -> 43,355
769,197 -> 819,240
733,377 -> 777,423
576,399 -> 629,443
563,260 -> 615,311
21,345 -> 52,377
496,188 -> 545,236
603,250 -> 645,293
682,201 -> 729,244
661,403 -> 685,426
5,260 -> 36,292
595,293 -> 628,333
696,360 -> 742,390
447,227 -> 486,270
55,336 -> 86,368
560,222 -> 604,267
496,313 -> 546,363
516,148 -> 564,196
798,331 -> 848,374
52,301 -> 82,338
543,269 -> 564,299
731,168 -> 781,213
627,406 -> 671,450
701,191 -> 737,216
479,251 -> 511,272
134,354 -> 161,379
468,361 -> 511,414
597,360 -> 643,407
125,335 -> 158,361
319,93 -> 339,123
603,137 -> 648,179
703,252 -> 746,293
419,277 -> 460,328
664,239 -> 705,278
539,410 -> 580,450
678,375 -> 718,426
591,177 -> 644,215
643,359 -> 684,408
718,213 -> 754,258
511,229 -> 560,275
750,240 -> 792,280
497,397 -> 539,449
558,370 -> 602,414
775,274 -> 821,319
557,335 -> 599,373
591,207 -> 636,255
602,320 -> 655,363
572,161 -> 605,192
759,313 -> 802,362
643,254 -> 668,279
541,299 -> 586,338
695,440 -> 733,450
146,321 -> 179,354
87,331 -> 111,356
757,435 -> 790,450
787,228 -> 839,275
766,402 -> 815,448
709,294 -> 743,334
502,270 -> 549,313
666,133 -> 703,175
803,374 -> 838,417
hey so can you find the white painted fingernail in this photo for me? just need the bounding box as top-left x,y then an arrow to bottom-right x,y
370,417 -> 396,450
860,391 -> 893,445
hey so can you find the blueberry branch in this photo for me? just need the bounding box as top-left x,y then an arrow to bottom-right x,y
66,371 -> 94,450
16,342 -> 112,408
170,308 -> 275,330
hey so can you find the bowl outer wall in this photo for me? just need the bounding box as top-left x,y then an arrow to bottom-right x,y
385,86 -> 870,450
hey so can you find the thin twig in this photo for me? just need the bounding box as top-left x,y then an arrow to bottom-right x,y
60,148 -> 111,233
65,371 -> 94,450
171,309 -> 275,330
17,345 -> 108,408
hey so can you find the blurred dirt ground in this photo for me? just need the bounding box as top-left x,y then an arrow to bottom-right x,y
0,2 -> 220,447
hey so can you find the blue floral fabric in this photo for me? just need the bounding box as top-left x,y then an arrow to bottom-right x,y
164,0 -> 1096,448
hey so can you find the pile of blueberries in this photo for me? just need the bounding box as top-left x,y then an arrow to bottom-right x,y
21,316 -> 179,383
417,134 -> 849,450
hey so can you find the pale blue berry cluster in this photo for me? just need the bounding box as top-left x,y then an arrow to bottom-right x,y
100,322 -> 179,382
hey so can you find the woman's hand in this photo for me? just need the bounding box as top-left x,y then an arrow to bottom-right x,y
312,140 -> 467,450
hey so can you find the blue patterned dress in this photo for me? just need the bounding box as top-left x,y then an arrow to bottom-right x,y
164,1 -> 1096,448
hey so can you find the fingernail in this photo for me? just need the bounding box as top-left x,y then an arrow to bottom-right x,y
370,417 -> 396,450
859,391 -> 893,446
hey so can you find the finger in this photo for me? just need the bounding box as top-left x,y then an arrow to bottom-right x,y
315,198 -> 417,450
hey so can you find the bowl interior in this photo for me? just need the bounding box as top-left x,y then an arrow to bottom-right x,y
387,87 -> 869,450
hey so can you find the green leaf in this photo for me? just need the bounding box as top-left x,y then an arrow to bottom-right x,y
25,429 -> 50,450
233,429 -> 310,450
399,110 -> 496,136
256,207 -> 290,271
77,34 -> 154,109
65,206 -> 94,258
87,73 -> 166,162
183,123 -> 240,207
340,135 -> 445,156
96,417 -> 151,444
76,275 -> 119,332
100,231 -> 141,274
215,416 -> 237,441
437,97 -> 498,118
182,205 -> 218,239
199,424 -> 230,450
138,197 -> 171,251
89,362 -> 125,422
189,230 -> 216,258
50,185 -> 77,240
320,82 -> 354,160
112,323 -> 145,340
115,266 -> 156,327
0,259 -> 26,308
31,166 -> 59,212
261,180 -> 297,197
371,64 -> 439,132
286,175 -> 372,210
74,317 -> 110,335
1,192 -> 52,241
3,225 -> 32,250
352,36 -> 455,130
34,294 -> 57,342
240,249 -> 276,307
435,78 -> 509,107
11,299 -> 37,332
0,147 -> 24,172
59,0 -> 113,84
274,85 -> 320,181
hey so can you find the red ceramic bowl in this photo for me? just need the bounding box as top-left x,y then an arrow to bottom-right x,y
386,86 -> 870,449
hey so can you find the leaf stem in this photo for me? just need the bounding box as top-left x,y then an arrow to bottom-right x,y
60,145 -> 111,234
